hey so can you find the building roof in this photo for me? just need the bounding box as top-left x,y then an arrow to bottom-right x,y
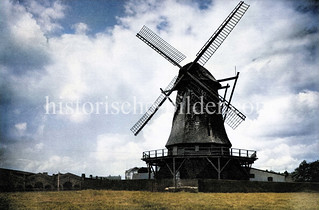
250,168 -> 285,176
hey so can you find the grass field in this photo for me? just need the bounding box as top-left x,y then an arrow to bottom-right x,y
0,190 -> 318,209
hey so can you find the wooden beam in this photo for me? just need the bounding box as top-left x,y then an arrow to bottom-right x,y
219,84 -> 230,89
224,72 -> 239,120
165,161 -> 174,176
217,158 -> 220,180
177,158 -> 187,172
206,157 -> 218,172
220,159 -> 231,173
148,164 -> 151,180
173,158 -> 176,189
217,75 -> 238,82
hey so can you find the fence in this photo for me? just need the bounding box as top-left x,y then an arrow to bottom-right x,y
142,147 -> 256,160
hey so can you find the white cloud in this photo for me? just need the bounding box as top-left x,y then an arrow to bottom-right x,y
0,0 -> 49,74
90,133 -> 143,176
35,143 -> 44,151
15,122 -> 27,131
72,22 -> 90,34
248,91 -> 319,138
14,122 -> 27,136
26,0 -> 65,34
24,155 -> 86,174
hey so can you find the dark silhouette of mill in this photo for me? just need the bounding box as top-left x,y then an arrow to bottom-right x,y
131,1 -> 257,182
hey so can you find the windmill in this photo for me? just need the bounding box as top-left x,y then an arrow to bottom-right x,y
131,1 -> 257,181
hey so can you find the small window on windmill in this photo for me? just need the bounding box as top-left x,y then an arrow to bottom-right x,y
195,145 -> 199,152
173,146 -> 178,155
194,115 -> 200,130
267,177 -> 273,182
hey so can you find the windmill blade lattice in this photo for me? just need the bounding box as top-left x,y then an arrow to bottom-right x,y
219,96 -> 246,129
130,76 -> 178,136
137,26 -> 186,67
195,1 -> 249,66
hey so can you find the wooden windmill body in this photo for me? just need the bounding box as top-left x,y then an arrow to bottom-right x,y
166,62 -> 231,149
131,1 -> 257,181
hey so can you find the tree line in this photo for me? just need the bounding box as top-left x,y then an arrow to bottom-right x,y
291,160 -> 319,182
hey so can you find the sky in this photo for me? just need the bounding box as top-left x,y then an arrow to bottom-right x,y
0,0 -> 318,178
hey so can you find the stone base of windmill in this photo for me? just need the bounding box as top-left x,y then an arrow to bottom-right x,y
165,186 -> 198,193
165,177 -> 198,192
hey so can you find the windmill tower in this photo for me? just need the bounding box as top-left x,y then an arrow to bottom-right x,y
131,1 -> 257,181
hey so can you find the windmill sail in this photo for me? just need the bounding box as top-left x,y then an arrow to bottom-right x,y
195,1 -> 249,66
137,26 -> 186,67
130,76 -> 178,136
219,96 -> 246,129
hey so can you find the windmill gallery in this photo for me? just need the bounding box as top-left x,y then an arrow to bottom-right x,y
130,1 -> 258,183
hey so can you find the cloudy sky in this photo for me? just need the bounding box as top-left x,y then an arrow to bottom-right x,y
0,0 -> 318,178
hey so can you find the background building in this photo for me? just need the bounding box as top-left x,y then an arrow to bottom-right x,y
249,168 -> 287,182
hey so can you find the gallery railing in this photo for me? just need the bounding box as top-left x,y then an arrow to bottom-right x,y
142,147 -> 256,160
